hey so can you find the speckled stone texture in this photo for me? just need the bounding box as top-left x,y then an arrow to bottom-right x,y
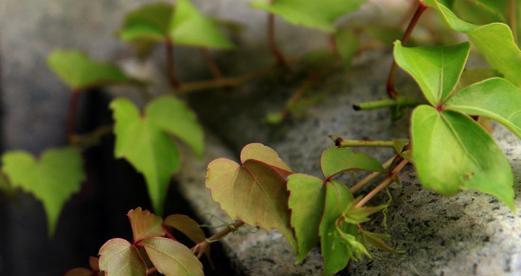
178,50 -> 521,275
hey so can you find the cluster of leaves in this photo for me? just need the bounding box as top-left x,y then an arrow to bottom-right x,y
206,143 -> 397,275
0,0 -> 231,233
383,0 -> 521,209
66,207 -> 207,276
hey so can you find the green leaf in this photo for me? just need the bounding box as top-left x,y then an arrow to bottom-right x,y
320,147 -> 382,178
98,238 -> 146,276
47,50 -> 128,90
251,0 -> 366,32
393,41 -> 470,105
146,96 -> 204,156
447,77 -> 521,138
335,28 -> 359,64
287,173 -> 325,263
111,98 -> 180,214
206,143 -> 296,252
430,0 -> 521,87
119,3 -> 173,42
164,214 -> 206,243
319,180 -> 355,276
411,105 -> 514,209
127,207 -> 165,242
141,237 -> 204,276
170,0 -> 233,49
2,147 -> 85,234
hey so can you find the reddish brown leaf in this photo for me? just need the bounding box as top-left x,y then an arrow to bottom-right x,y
127,207 -> 165,242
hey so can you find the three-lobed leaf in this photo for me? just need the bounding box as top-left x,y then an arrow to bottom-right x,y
48,50 -> 128,90
141,237 -> 204,276
206,143 -> 296,251
393,41 -> 470,105
251,0 -> 366,32
98,238 -> 146,276
320,147 -> 382,178
2,147 -> 85,234
111,96 -> 204,213
127,207 -> 166,242
170,0 -> 233,49
411,105 -> 514,209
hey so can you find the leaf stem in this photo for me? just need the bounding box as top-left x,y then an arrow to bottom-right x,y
179,64 -> 275,94
192,220 -> 244,258
355,158 -> 409,208
69,124 -> 113,149
353,97 -> 420,111
386,0 -> 427,99
330,136 -> 396,148
200,48 -> 224,79
66,89 -> 82,143
267,12 -> 287,66
350,156 -> 396,193
165,39 -> 181,89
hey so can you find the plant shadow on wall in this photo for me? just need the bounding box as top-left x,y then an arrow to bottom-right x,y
1,0 -> 521,275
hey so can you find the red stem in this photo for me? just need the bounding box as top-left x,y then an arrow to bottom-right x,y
66,89 -> 81,143
267,13 -> 287,66
200,48 -> 224,79
386,1 -> 427,98
165,39 -> 181,89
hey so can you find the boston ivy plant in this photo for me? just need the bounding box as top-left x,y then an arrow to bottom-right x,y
2,0 -> 521,275
394,41 -> 521,209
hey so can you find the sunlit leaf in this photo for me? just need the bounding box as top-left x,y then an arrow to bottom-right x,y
2,147 -> 85,235
320,147 -> 382,178
164,214 -> 205,243
393,41 -> 470,105
119,3 -> 173,42
147,96 -> 204,156
447,77 -> 521,138
319,180 -> 355,276
206,143 -> 296,251
141,237 -> 203,276
287,173 -> 325,262
127,207 -> 165,242
240,143 -> 291,172
170,0 -> 233,49
98,238 -> 146,276
251,0 -> 366,32
48,50 -> 128,90
429,0 -> 521,87
411,105 -> 514,209
111,98 -> 180,213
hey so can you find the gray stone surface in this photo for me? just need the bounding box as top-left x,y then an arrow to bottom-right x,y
179,49 -> 521,276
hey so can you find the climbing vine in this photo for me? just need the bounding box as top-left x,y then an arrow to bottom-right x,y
1,0 -> 520,275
